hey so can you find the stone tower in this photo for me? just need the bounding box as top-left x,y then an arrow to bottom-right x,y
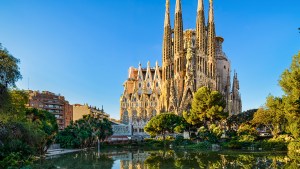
173,0 -> 185,113
161,0 -> 172,112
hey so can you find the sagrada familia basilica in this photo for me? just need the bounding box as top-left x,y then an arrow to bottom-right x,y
120,0 -> 242,134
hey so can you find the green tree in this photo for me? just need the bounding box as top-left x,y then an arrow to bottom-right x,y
279,52 -> 300,139
227,109 -> 257,128
237,124 -> 258,142
56,115 -> 113,149
252,96 -> 286,137
0,44 -> 22,90
25,108 -> 58,155
144,113 -> 184,141
0,90 -> 28,121
183,86 -> 227,126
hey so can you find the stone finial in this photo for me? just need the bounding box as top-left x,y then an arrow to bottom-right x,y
175,0 -> 182,13
164,0 -> 170,27
209,0 -> 214,23
197,0 -> 204,12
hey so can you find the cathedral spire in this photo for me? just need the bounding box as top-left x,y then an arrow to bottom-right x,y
233,71 -> 239,91
175,0 -> 182,13
162,0 -> 172,81
196,0 -> 206,55
164,0 -> 171,27
207,0 -> 216,79
209,0 -> 214,23
231,70 -> 242,115
174,0 -> 184,55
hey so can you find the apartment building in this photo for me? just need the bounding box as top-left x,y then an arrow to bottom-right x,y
27,90 -> 73,130
73,104 -> 109,121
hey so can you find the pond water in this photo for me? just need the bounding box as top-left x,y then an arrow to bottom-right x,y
33,149 -> 299,169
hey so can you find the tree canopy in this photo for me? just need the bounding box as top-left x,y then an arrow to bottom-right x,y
0,44 -> 22,89
253,52 -> 300,139
183,86 -> 227,126
252,96 -> 285,137
56,115 -> 113,148
279,52 -> 300,138
227,109 -> 257,127
144,113 -> 185,140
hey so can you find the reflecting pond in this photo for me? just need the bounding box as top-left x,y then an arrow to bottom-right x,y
33,149 -> 300,169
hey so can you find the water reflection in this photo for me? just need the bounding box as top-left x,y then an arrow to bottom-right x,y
34,149 -> 299,169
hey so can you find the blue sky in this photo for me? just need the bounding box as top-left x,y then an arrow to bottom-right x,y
0,0 -> 299,119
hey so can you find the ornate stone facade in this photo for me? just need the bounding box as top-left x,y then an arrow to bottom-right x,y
120,0 -> 242,134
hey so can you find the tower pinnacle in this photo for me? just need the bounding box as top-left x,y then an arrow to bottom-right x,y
174,0 -> 184,55
197,0 -> 204,12
164,0 -> 170,27
196,0 -> 206,55
162,0 -> 172,81
207,0 -> 216,79
175,0 -> 182,13
209,0 -> 214,23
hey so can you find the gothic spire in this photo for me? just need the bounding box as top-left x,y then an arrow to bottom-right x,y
209,0 -> 214,23
174,0 -> 184,55
175,0 -> 182,13
196,0 -> 206,55
162,0 -> 172,81
164,0 -> 171,27
207,0 -> 216,78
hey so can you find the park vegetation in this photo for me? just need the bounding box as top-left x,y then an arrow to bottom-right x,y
0,43 -> 114,168
0,44 -> 58,168
144,52 -> 300,156
56,114 -> 113,149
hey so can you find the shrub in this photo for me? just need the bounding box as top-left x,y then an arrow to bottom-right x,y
270,134 -> 294,143
288,141 -> 300,161
238,135 -> 256,142
0,152 -> 33,169
288,141 -> 300,153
